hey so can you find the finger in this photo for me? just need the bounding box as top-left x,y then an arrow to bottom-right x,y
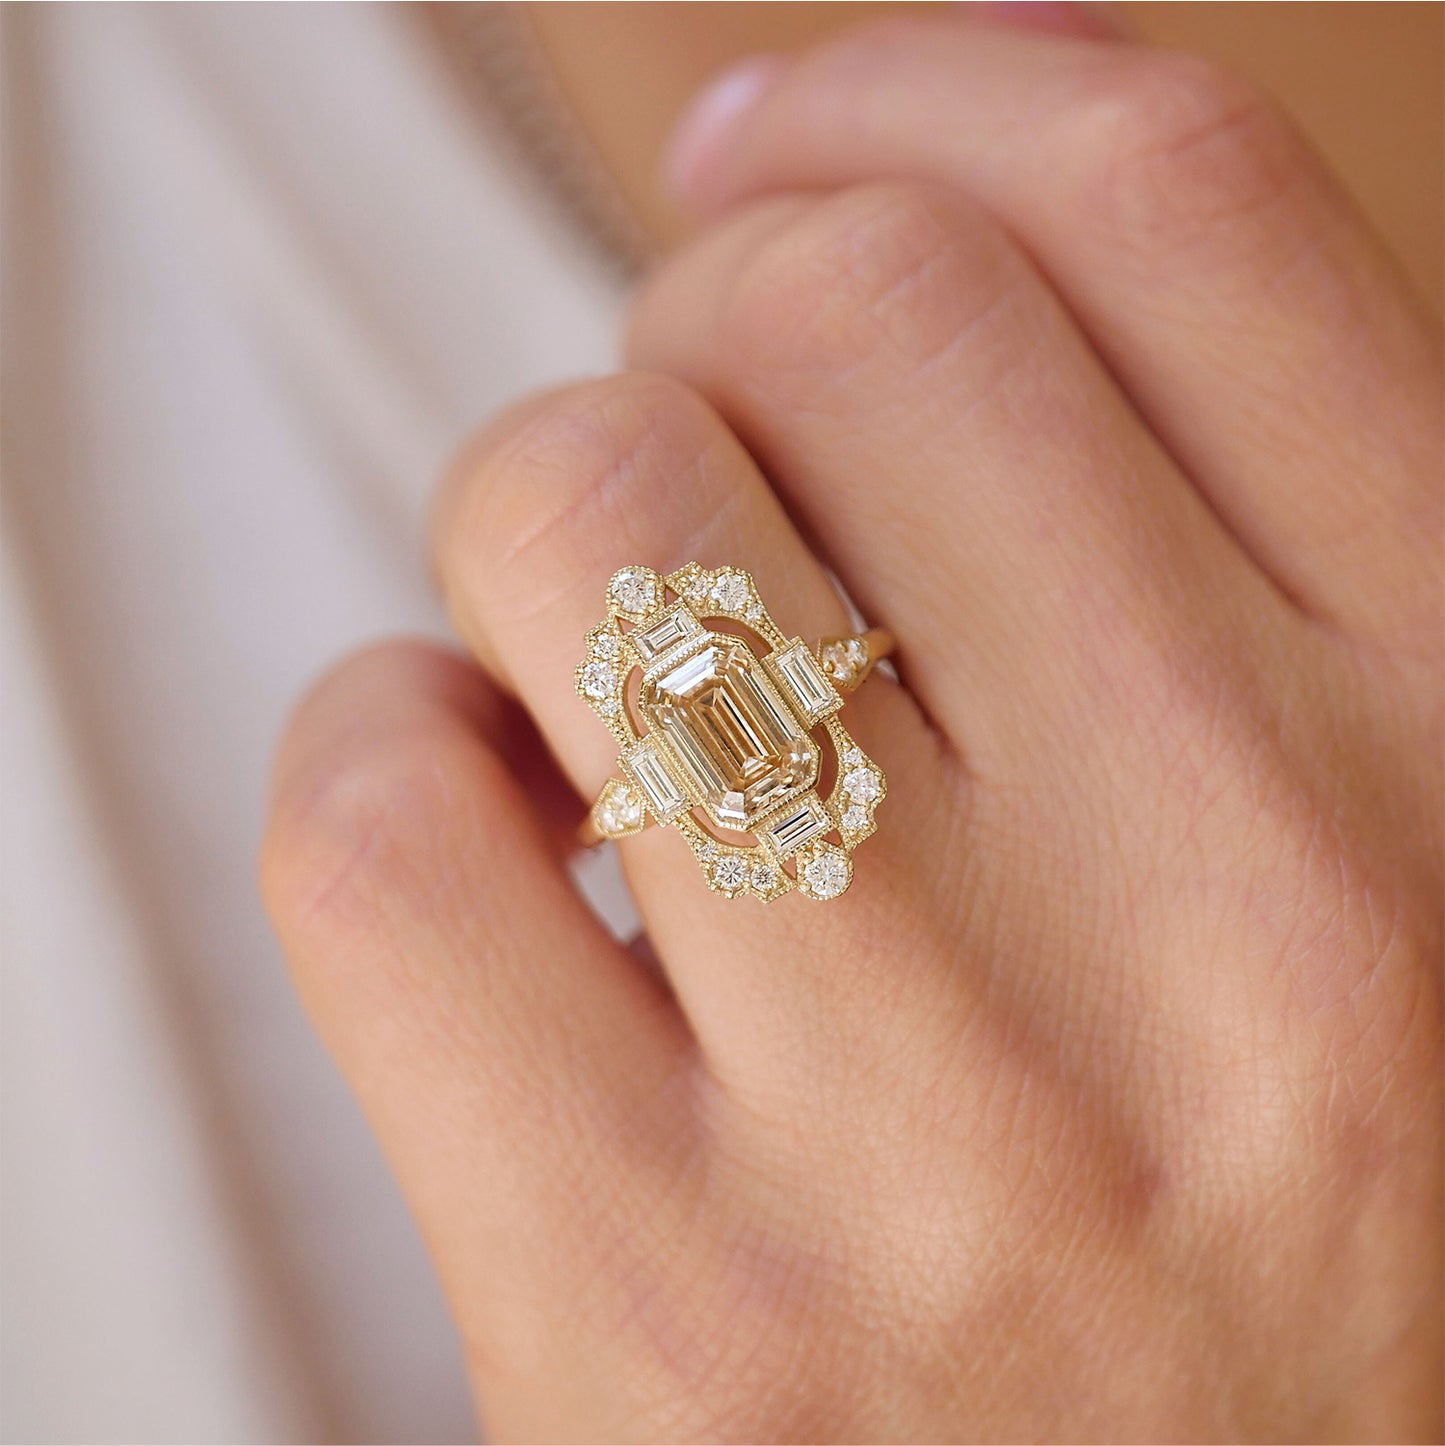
430,371 -> 953,1094
259,640 -> 697,1432
431,371 -> 923,789
669,17 -> 1444,650
628,182 -> 1294,770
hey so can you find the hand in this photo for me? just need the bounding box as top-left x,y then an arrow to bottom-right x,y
261,16 -> 1442,1441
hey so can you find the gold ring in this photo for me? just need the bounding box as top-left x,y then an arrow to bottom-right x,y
574,563 -> 891,902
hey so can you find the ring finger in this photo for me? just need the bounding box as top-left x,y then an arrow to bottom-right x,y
430,371 -> 949,1086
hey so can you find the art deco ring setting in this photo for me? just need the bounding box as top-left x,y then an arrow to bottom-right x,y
574,562 -> 892,902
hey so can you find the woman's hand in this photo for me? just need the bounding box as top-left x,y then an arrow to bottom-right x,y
261,16 -> 1441,1441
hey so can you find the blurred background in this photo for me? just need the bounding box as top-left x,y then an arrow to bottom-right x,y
2,4 -> 1440,1442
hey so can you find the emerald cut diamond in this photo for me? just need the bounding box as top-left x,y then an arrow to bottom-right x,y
642,637 -> 817,831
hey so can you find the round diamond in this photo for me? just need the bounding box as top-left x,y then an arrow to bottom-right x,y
713,855 -> 747,891
711,571 -> 750,612
842,746 -> 864,767
597,786 -> 643,836
611,568 -> 657,614
596,696 -> 619,718
581,660 -> 616,699
842,766 -> 880,803
841,804 -> 868,833
695,841 -> 717,862
822,638 -> 866,683
591,632 -> 621,659
744,602 -> 764,623
750,863 -> 776,892
801,847 -> 850,900
683,572 -> 712,602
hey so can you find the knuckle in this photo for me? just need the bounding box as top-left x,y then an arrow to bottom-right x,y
1115,638 -> 1440,1129
1066,53 -> 1309,258
717,182 -> 1028,396
451,373 -> 716,604
261,740 -> 438,935
1280,817 -> 1442,1097
800,12 -> 945,83
591,1235 -> 850,1443
262,693 -> 472,941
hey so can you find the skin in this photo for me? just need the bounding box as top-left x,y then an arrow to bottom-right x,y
513,1 -> 1444,309
260,14 -> 1443,1443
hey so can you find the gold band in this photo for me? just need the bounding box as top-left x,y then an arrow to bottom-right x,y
578,627 -> 893,849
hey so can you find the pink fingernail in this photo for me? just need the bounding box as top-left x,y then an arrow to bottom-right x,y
961,1 -> 1127,39
664,55 -> 787,200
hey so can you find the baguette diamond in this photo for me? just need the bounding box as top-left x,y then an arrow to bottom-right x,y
761,794 -> 832,857
623,740 -> 689,822
767,640 -> 841,724
633,604 -> 702,665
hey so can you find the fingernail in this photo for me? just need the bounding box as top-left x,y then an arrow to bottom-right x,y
961,1 -> 1127,39
664,55 -> 787,200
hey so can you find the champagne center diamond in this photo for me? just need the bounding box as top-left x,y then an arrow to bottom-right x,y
643,637 -> 817,829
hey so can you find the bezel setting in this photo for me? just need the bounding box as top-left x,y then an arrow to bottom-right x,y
765,638 -> 843,724
577,563 -> 888,902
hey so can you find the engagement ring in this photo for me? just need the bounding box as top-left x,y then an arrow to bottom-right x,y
576,563 -> 891,902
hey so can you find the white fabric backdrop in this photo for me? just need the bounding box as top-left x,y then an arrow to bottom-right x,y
1,5 -> 628,1439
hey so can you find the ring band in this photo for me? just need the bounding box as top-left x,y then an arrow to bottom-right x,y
573,563 -> 891,902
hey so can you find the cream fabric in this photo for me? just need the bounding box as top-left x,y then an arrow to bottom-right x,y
1,5 -> 626,1440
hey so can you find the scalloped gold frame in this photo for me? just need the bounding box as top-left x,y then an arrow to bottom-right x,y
575,563 -> 887,902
